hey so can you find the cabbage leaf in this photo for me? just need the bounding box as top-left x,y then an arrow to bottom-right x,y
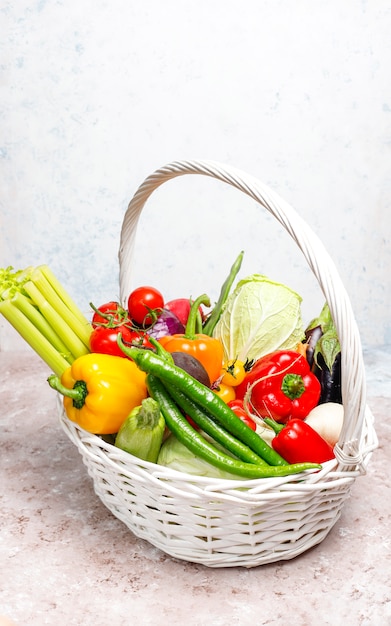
212,274 -> 304,362
157,434 -> 246,480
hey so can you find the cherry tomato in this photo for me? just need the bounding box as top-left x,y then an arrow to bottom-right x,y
126,330 -> 154,350
128,286 -> 164,327
90,325 -> 153,357
227,399 -> 245,411
89,324 -> 136,357
221,359 -> 247,387
227,399 -> 257,431
91,301 -> 128,327
213,383 -> 236,404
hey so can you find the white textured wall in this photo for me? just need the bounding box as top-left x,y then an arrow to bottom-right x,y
1,1 -> 390,351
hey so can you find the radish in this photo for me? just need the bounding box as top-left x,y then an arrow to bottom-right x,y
164,298 -> 205,327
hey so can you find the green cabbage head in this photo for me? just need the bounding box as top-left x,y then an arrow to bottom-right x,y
213,274 -> 304,363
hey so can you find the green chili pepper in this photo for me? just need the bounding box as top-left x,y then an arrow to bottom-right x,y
147,375 -> 320,478
202,250 -> 244,336
151,336 -> 266,464
118,338 -> 308,468
164,382 -> 268,465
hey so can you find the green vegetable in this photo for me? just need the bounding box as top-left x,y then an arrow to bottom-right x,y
118,339 -> 320,470
115,397 -> 165,463
147,374 -> 320,478
212,274 -> 304,363
203,250 -> 244,336
164,382 -> 268,465
307,302 -> 341,371
0,265 -> 92,376
157,434 -> 248,480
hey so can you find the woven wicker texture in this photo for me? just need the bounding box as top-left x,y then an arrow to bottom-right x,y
60,160 -> 378,567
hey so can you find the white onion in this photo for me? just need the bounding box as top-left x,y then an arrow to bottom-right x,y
305,402 -> 344,447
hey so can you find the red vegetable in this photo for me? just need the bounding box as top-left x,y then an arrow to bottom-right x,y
236,350 -> 321,423
90,301 -> 128,327
128,286 -> 164,327
164,298 -> 205,327
90,323 -> 153,356
227,399 -> 257,431
90,324 -> 136,358
265,417 -> 335,464
125,330 -> 154,350
148,309 -> 185,339
164,299 -> 192,326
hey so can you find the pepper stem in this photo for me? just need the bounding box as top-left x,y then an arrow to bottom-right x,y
47,374 -> 88,409
116,334 -> 140,361
148,336 -> 173,362
184,294 -> 210,340
263,418 -> 285,434
281,373 -> 305,399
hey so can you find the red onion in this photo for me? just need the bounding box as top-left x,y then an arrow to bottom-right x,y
148,309 -> 185,339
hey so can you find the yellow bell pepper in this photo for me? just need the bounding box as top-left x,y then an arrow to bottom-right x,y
48,352 -> 148,434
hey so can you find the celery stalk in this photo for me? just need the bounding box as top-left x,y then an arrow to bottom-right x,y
38,265 -> 92,329
31,267 -> 92,348
23,280 -> 90,359
11,290 -> 73,364
0,300 -> 70,376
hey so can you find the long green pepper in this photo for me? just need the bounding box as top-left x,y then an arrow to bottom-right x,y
147,375 -> 320,478
202,250 -> 244,336
121,342 -> 286,465
149,335 -> 268,465
164,382 -> 268,465
118,339 -> 320,475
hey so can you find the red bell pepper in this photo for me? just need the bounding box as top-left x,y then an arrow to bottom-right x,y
236,350 -> 321,423
264,417 -> 335,464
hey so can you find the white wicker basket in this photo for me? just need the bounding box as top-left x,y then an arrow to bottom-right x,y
59,160 -> 378,568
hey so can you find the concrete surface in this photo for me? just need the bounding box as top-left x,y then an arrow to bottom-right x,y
1,349 -> 390,626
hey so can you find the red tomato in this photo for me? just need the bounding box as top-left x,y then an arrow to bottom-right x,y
126,330 -> 154,350
227,400 -> 257,431
128,286 -> 164,327
91,301 -> 128,328
89,324 -> 136,357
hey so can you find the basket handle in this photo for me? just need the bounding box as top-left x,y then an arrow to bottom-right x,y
119,159 -> 367,468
